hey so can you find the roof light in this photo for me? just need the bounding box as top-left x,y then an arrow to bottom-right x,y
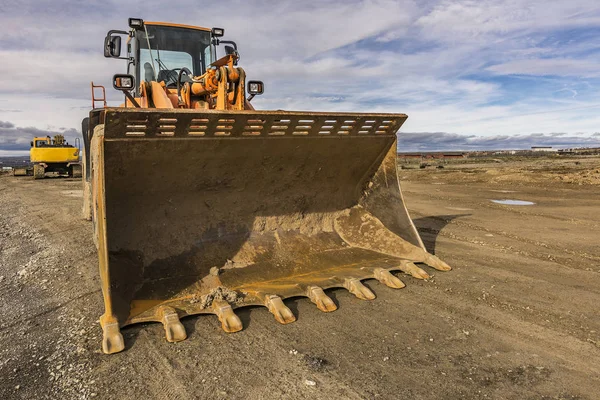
212,27 -> 225,37
128,18 -> 144,29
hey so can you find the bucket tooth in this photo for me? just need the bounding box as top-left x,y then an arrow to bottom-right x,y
265,295 -> 296,324
306,286 -> 337,312
374,268 -> 405,289
398,261 -> 430,280
212,300 -> 243,333
343,278 -> 376,300
423,254 -> 452,271
100,315 -> 125,354
160,306 -> 187,343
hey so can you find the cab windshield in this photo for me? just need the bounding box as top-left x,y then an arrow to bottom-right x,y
136,25 -> 212,87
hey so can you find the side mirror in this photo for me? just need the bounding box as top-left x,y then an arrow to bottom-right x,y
30,141 -> 33,147
104,30 -> 128,58
224,45 -> 235,55
113,74 -> 135,91
247,80 -> 264,101
224,45 -> 240,65
220,40 -> 239,64
104,35 -> 121,58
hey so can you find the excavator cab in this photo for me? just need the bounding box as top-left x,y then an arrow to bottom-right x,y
32,138 -> 49,147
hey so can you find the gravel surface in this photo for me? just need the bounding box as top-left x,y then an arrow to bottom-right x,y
1,157 -> 599,399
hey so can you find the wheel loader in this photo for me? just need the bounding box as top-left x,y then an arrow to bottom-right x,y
30,135 -> 81,179
82,18 -> 451,354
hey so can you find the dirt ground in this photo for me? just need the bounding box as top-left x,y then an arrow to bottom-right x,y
1,156 -> 599,400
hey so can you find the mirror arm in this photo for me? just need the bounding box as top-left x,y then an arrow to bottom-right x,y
219,40 -> 238,50
123,91 -> 140,108
219,40 -> 239,65
107,29 -> 128,36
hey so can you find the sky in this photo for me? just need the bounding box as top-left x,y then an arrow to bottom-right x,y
1,0 -> 600,155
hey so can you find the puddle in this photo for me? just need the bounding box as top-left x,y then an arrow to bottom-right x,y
490,190 -> 517,193
446,207 -> 473,211
491,199 -> 535,206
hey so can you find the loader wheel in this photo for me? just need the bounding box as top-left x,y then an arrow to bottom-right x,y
70,164 -> 82,178
33,164 -> 45,179
82,180 -> 92,221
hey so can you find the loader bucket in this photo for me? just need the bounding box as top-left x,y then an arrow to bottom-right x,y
90,108 -> 451,353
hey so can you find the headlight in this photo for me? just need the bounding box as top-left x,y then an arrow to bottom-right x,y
247,80 -> 264,95
113,74 -> 135,91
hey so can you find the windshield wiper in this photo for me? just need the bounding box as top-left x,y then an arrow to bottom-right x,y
155,57 -> 169,72
143,25 -> 157,80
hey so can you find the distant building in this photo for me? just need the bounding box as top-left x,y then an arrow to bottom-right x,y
558,147 -> 600,155
398,151 -> 467,159
531,146 -> 556,152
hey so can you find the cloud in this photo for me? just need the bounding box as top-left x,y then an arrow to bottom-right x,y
487,58 -> 600,77
414,0 -> 600,44
398,131 -> 600,151
0,120 -> 80,152
1,0 -> 600,153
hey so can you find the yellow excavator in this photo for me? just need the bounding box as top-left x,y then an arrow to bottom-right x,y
82,18 -> 451,354
29,135 -> 81,179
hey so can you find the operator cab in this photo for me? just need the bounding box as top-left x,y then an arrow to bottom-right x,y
134,23 -> 213,89
33,138 -> 49,147
102,18 -> 263,109
104,19 -> 238,97
31,136 -> 76,148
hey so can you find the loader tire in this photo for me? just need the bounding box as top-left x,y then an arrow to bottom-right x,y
33,164 -> 45,179
81,148 -> 92,221
89,124 -> 104,247
82,180 -> 92,221
82,117 -> 92,221
70,164 -> 82,178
